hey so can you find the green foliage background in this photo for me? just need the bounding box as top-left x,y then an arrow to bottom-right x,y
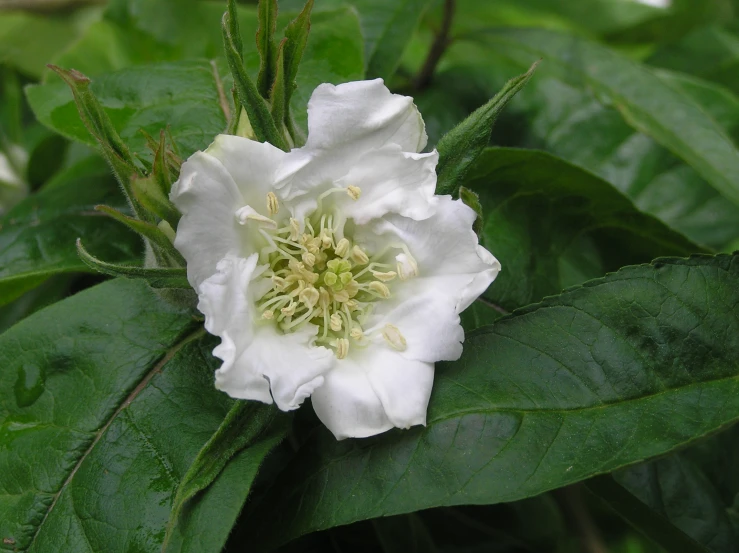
1,0 -> 738,552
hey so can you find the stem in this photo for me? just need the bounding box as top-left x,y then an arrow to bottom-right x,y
412,0 -> 456,91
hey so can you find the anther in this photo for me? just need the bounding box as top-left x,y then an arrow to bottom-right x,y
262,310 -> 274,320
302,252 -> 316,268
289,218 -> 301,241
350,325 -> 363,341
320,229 -> 333,249
299,286 -> 320,308
382,324 -> 407,351
271,276 -> 288,291
351,245 -> 369,265
266,192 -> 279,215
334,238 -> 350,257
335,338 -> 349,359
369,281 -> 391,298
235,206 -> 277,229
333,289 -> 350,303
330,313 -> 342,332
281,302 -> 297,317
346,186 -> 361,200
396,253 -> 419,280
371,270 -> 397,282
319,287 -> 331,309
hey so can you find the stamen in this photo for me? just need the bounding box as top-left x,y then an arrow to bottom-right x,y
266,192 -> 279,215
396,252 -> 419,280
235,206 -> 277,229
346,186 -> 361,200
262,310 -> 274,320
335,338 -> 349,359
371,270 -> 397,282
289,218 -> 300,241
302,252 -> 316,268
334,238 -> 350,257
368,281 -> 391,298
330,313 -> 342,332
299,286 -> 319,308
351,245 -> 369,265
382,324 -> 407,351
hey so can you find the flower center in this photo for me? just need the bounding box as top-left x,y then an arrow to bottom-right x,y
249,189 -> 416,359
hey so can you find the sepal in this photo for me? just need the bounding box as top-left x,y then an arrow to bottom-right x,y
459,186 -> 484,237
76,239 -> 190,289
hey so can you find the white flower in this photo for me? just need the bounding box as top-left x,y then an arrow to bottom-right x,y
170,79 -> 500,439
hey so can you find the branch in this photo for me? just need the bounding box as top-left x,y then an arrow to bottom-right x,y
412,0 -> 456,91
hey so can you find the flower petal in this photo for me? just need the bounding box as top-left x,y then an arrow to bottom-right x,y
199,255 -> 334,410
198,255 -> 271,404
171,151 -> 245,288
205,134 -> 309,213
363,349 -> 434,430
367,290 -> 465,363
305,79 -> 427,155
311,359 -> 393,440
356,195 -> 500,313
335,146 -> 439,224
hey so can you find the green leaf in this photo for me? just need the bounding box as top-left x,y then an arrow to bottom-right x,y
27,60 -> 230,164
588,473 -> 719,553
648,25 -> 739,94
474,27 -> 739,208
256,0 -> 279,99
515,74 -> 739,251
349,0 -> 431,79
435,62 -> 538,196
466,148 -> 703,311
245,253 -> 739,549
163,401 -> 287,551
594,454 -> 739,552
0,275 -> 73,335
0,279 -> 282,553
223,1 -> 289,151
590,423 -> 739,553
0,169 -> 141,307
0,11 -> 85,79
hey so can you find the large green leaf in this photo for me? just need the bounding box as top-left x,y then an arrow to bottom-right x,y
26,60 -> 230,163
0,279 -> 285,553
348,0 -> 430,79
471,27 -> 739,208
466,147 -> 702,312
589,423 -> 739,553
648,25 -> 739,94
26,7 -> 363,159
600,454 -> 739,552
244,253 -> 739,549
510,73 -> 739,251
0,169 -> 140,307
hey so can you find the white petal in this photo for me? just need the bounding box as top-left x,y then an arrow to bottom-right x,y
248,324 -> 334,411
198,255 -> 271,404
356,196 -> 500,313
335,146 -> 439,224
367,290 -> 465,363
198,254 -> 334,410
363,349 -> 434,430
171,151 -> 245,288
205,134 -> 309,210
305,79 -> 427,154
311,359 -> 393,440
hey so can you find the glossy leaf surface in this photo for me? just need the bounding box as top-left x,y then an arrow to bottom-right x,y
245,253 -> 739,549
